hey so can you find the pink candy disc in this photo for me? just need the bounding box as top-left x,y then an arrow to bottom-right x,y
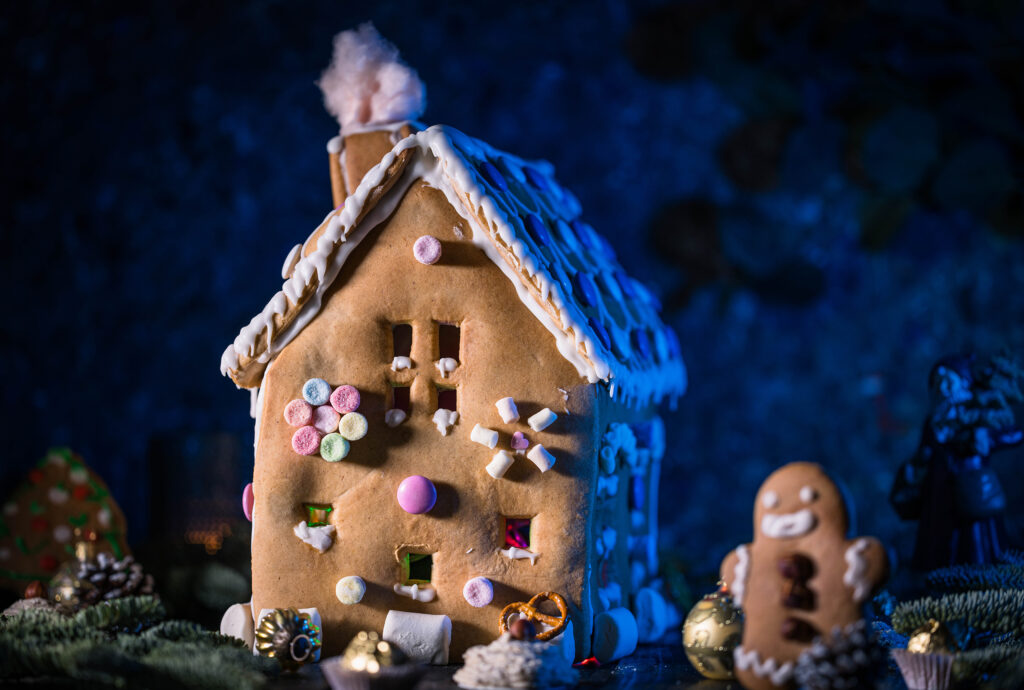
291,426 -> 322,456
511,431 -> 530,451
330,385 -> 361,414
313,405 -> 340,434
396,475 -> 437,514
413,235 -> 442,265
242,483 -> 254,522
463,576 -> 494,608
283,399 -> 313,427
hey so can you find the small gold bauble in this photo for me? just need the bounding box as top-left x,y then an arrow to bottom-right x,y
254,608 -> 322,672
341,630 -> 408,674
907,618 -> 954,655
682,589 -> 744,680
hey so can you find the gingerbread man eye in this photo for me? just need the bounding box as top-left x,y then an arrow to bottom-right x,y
800,486 -> 818,504
761,490 -> 780,509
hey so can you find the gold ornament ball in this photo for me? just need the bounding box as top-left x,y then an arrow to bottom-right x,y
907,619 -> 955,655
682,589 -> 744,680
341,630 -> 408,674
254,608 -> 322,672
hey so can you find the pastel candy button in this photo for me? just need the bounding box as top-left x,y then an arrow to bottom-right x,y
302,378 -> 332,406
313,405 -> 340,434
463,576 -> 494,608
320,433 -> 350,462
283,399 -> 313,427
330,385 -> 361,414
397,475 -> 437,514
291,426 -> 322,456
335,575 -> 366,605
413,235 -> 442,265
338,412 -> 368,441
242,483 -> 254,522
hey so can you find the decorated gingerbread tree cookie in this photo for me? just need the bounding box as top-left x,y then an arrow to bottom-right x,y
720,462 -> 887,690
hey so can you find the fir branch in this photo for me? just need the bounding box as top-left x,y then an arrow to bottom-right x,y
891,590 -> 1024,637
954,644 -> 1023,685
999,550 -> 1024,566
927,564 -> 1024,593
142,642 -> 271,690
73,595 -> 165,632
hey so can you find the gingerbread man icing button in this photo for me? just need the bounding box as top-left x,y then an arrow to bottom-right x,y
720,462 -> 888,690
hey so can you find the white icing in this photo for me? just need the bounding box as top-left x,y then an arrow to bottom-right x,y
597,474 -> 619,498
602,526 -> 617,552
432,408 -> 458,435
760,509 -> 817,539
470,423 -> 499,449
843,538 -> 872,603
761,490 -> 780,509
3,503 -> 17,516
732,545 -> 750,607
800,486 -> 818,503
326,135 -> 342,154
68,468 -> 88,484
385,409 -> 407,427
454,633 -> 579,688
435,357 -> 458,378
734,645 -> 794,685
97,507 -> 111,528
48,488 -> 68,505
391,355 -> 412,371
53,525 -> 72,543
527,407 -> 557,432
526,444 -> 556,472
281,243 -> 302,279
599,582 -> 622,609
0,548 -> 8,561
220,126 -> 686,409
293,521 -> 335,553
486,450 -> 515,478
393,582 -> 436,602
500,546 -> 539,564
47,453 -> 66,466
495,396 -> 520,423
248,387 -> 259,419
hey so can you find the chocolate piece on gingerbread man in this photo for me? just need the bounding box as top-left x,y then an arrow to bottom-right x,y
720,462 -> 887,690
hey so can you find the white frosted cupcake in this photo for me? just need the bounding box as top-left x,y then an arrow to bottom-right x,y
454,633 -> 578,689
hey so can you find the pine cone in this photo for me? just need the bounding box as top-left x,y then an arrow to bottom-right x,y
794,620 -> 885,690
75,553 -> 155,604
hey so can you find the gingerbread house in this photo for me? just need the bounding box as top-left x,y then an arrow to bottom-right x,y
219,26 -> 686,663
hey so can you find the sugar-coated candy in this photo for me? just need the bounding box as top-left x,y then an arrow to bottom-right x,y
528,408 -> 557,432
338,412 -> 368,440
480,160 -> 508,192
302,378 -> 332,406
335,575 -> 366,605
495,397 -> 520,423
242,483 -> 254,521
320,433 -> 350,462
462,577 -> 494,607
397,475 -> 437,514
291,426 -> 322,456
413,235 -> 442,265
313,405 -> 340,434
283,399 -> 313,427
330,385 -> 361,413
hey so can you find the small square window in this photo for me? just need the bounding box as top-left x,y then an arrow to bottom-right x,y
438,323 -> 460,360
393,324 -> 412,358
403,553 -> 433,584
391,385 -> 411,413
303,503 -> 333,527
504,517 -> 532,549
437,387 -> 457,412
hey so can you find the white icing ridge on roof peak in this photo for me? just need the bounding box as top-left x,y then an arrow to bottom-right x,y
220,124 -> 686,408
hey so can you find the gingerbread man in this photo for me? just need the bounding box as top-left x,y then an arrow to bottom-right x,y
721,462 -> 887,690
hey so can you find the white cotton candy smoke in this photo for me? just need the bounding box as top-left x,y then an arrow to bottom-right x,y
318,23 -> 426,131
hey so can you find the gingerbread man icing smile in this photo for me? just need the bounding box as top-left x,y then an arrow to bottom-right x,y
721,462 -> 888,690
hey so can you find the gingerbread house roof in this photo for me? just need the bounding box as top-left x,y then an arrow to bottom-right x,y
220,125 -> 686,408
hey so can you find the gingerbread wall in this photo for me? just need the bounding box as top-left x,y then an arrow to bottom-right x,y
250,180 -> 606,660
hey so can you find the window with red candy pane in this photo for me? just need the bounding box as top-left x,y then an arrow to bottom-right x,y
504,517 -> 532,549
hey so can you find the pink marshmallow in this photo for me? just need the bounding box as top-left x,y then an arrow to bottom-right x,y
283,399 -> 313,427
511,431 -> 529,451
330,385 -> 361,414
242,483 -> 254,522
413,235 -> 442,265
463,576 -> 494,607
313,405 -> 341,434
291,426 -> 322,456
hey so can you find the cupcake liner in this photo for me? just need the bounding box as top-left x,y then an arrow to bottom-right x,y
891,649 -> 953,690
321,657 -> 425,690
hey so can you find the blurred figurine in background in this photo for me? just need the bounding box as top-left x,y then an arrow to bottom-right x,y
891,352 -> 1023,569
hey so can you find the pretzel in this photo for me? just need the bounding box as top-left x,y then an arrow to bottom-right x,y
498,591 -> 569,641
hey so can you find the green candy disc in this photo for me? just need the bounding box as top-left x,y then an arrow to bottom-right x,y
320,433 -> 350,462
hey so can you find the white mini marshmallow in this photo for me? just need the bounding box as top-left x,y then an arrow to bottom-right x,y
593,607 -> 638,663
527,407 -> 557,431
527,444 -> 556,472
220,602 -> 255,649
486,450 -> 515,479
382,610 -> 452,665
470,423 -> 499,449
495,397 -> 520,423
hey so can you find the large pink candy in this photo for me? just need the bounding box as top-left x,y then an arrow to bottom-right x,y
283,399 -> 313,427
463,576 -> 494,608
313,405 -> 340,434
330,385 -> 361,414
396,475 -> 437,514
413,235 -> 442,265
291,426 -> 322,456
242,483 -> 254,522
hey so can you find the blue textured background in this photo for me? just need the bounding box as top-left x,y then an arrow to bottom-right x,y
3,1 -> 1023,579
